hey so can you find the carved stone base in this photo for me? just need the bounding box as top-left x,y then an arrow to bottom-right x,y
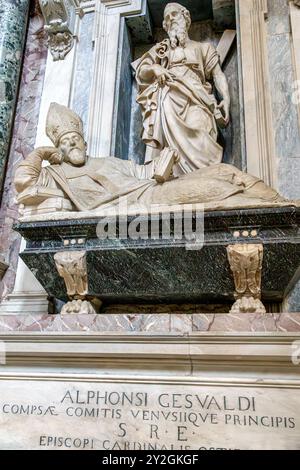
61,299 -> 98,315
230,296 -> 266,315
227,243 -> 267,314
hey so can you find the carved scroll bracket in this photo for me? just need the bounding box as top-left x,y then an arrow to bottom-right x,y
39,0 -> 81,61
227,244 -> 266,314
54,250 -> 101,314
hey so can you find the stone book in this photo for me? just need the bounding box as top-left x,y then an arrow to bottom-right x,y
153,148 -> 177,183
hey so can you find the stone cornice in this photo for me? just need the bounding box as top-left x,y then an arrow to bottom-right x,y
1,332 -> 300,372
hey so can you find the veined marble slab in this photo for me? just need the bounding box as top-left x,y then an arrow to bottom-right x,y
0,313 -> 300,333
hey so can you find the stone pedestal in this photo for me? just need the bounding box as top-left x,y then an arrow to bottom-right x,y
0,312 -> 299,450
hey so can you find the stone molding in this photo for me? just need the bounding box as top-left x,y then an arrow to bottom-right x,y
0,332 -> 299,373
237,0 -> 276,188
0,293 -> 48,315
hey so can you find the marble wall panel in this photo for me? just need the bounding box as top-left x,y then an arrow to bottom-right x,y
71,10 -> 94,138
113,19 -> 134,160
0,312 -> 299,333
267,0 -> 300,199
266,0 -> 300,312
0,13 -> 48,301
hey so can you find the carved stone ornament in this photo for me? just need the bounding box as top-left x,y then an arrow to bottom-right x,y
54,250 -> 99,314
293,0 -> 300,7
227,244 -> 266,314
59,299 -> 97,315
39,0 -> 77,61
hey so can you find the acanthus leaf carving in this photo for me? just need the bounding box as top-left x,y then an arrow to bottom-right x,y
38,0 -> 78,61
54,250 -> 101,314
54,250 -> 88,298
227,243 -> 266,314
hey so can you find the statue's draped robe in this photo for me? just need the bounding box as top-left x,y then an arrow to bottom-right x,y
15,151 -> 284,212
134,39 -> 223,174
15,153 -> 158,211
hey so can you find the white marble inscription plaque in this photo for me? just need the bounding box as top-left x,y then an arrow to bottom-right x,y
0,378 -> 299,450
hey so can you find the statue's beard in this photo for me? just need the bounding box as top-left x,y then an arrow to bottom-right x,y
65,148 -> 86,166
168,23 -> 188,48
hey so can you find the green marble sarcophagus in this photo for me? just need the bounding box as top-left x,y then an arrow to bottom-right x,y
14,206 -> 300,313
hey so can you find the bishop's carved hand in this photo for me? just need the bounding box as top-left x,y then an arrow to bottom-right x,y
35,146 -> 63,165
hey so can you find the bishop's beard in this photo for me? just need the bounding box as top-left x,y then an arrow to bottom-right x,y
66,148 -> 86,166
168,23 -> 188,48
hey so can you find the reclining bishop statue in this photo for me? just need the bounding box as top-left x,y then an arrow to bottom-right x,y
14,3 -> 290,219
14,101 -> 287,218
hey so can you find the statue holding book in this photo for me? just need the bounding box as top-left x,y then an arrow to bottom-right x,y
132,2 -> 230,174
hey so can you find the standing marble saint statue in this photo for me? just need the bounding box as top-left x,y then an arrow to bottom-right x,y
133,2 -> 230,174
